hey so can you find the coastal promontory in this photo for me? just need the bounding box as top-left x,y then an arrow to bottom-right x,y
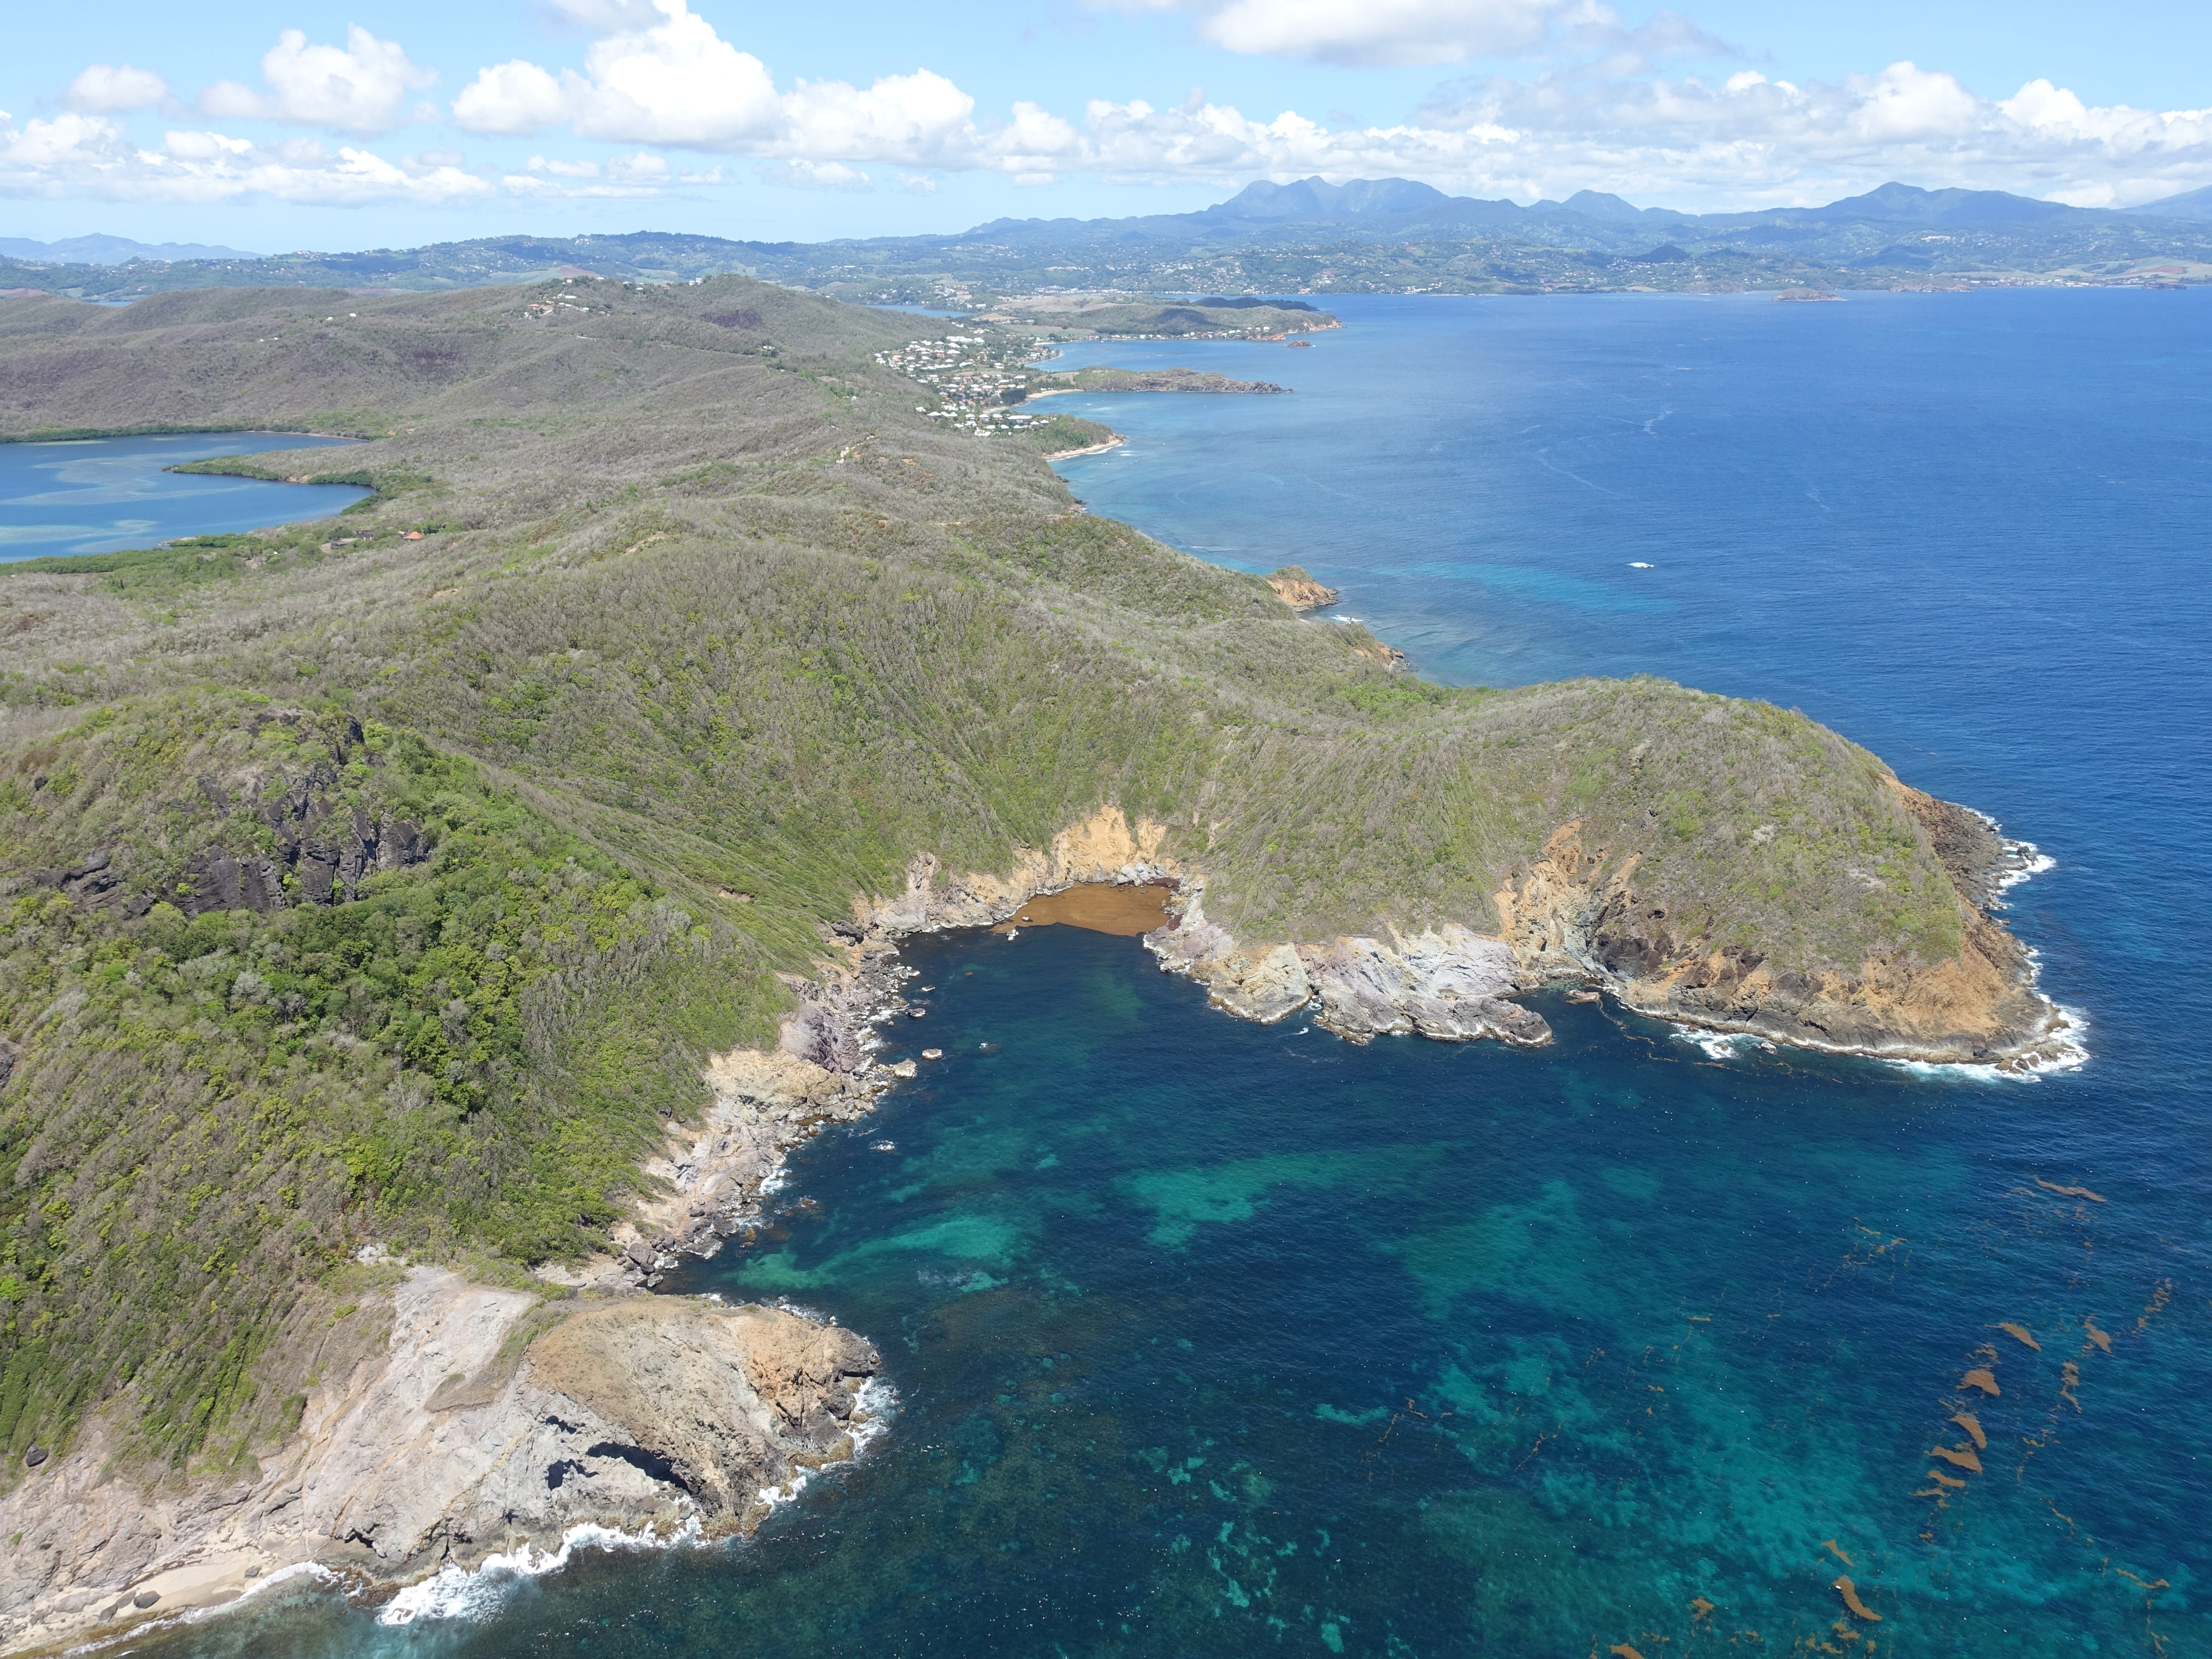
0,276 -> 2068,1648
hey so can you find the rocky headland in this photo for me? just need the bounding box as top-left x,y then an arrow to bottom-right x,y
1034,367 -> 1291,396
0,1275 -> 879,1654
0,273 -> 2078,1656
775,796 -> 2072,1095
1264,565 -> 1341,610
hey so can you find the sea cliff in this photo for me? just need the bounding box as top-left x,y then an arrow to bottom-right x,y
0,1277 -> 879,1652
0,272 -> 2076,1651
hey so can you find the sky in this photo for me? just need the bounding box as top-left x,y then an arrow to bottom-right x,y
3,0 -> 2209,253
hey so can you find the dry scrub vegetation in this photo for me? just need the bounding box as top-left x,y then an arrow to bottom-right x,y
0,275 -> 1964,1476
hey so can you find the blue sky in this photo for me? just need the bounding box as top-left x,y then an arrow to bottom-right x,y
4,0 -> 2208,252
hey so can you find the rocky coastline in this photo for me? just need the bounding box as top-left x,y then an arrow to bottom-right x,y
0,787 -> 2070,1653
1264,564 -> 1341,610
0,1277 -> 881,1655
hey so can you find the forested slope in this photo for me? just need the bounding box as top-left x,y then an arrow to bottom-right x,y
0,276 -> 2054,1480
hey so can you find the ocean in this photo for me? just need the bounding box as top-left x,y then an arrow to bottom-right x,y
0,432 -> 364,562
140,291 -> 2212,1656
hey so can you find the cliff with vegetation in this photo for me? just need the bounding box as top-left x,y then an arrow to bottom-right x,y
0,275 -> 2067,1647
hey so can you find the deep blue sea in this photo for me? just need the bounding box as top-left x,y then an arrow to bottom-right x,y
0,432 -> 364,561
146,292 -> 2211,1657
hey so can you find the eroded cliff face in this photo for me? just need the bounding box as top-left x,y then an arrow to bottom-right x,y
1149,904 -> 1551,1046
809,807 -> 1554,1049
1488,808 -> 2071,1067
814,797 -> 2065,1068
0,1273 -> 879,1655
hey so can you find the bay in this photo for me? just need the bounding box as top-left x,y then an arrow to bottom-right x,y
143,292 -> 2212,1657
0,432 -> 366,561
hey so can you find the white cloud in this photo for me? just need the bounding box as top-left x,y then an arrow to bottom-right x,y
451,61 -> 579,136
64,64 -> 170,113
0,107 -> 496,205
504,149 -> 705,198
756,158 -> 874,190
1391,60 -> 2212,205
200,26 -> 437,136
1089,0 -> 1727,70
14,7 -> 2212,218
437,5 -> 2212,210
1197,0 -> 1584,68
452,0 -> 976,166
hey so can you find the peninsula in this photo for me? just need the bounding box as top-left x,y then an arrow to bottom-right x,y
0,275 -> 2070,1649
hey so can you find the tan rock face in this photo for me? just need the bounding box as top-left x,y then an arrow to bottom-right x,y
0,1272 -> 882,1655
1488,811 -> 2072,1067
855,806 -> 1185,941
1265,566 -> 1341,611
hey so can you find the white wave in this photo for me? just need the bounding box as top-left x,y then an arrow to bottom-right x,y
1889,1003 -> 2090,1082
1992,844 -> 2056,901
131,1560 -> 344,1645
226,1560 -> 338,1606
376,1520 -> 699,1626
1674,1028 -> 1773,1060
848,1376 -> 900,1458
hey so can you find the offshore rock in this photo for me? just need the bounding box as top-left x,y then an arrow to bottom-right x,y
0,1272 -> 880,1654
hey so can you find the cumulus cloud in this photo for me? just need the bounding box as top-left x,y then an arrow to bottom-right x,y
502,149 -> 714,198
756,158 -> 874,190
453,0 -> 975,166
14,6 -> 2212,215
0,107 -> 496,205
1199,0 -> 1584,68
431,0 -> 2212,207
1089,0 -> 1714,70
200,26 -> 438,136
63,64 -> 170,113
1395,60 -> 2212,204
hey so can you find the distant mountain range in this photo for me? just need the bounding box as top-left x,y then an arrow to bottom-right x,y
969,176 -> 2200,242
4,178 -> 2207,302
0,233 -> 260,265
2123,181 -> 2212,221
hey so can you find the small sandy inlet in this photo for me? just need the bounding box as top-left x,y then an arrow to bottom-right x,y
992,884 -> 1171,937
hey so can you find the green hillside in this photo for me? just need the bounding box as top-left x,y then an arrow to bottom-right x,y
0,276 -> 1984,1477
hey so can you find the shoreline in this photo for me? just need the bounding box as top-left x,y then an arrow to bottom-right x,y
1042,433 -> 1126,460
5,802 -> 2072,1653
2,1282 -> 890,1656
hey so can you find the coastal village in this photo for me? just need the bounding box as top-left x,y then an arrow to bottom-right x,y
876,299 -> 1330,435
875,332 -> 1052,436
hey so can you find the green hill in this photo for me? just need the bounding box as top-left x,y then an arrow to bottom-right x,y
0,276 -> 2056,1479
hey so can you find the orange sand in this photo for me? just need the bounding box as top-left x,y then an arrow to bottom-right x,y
995,884 -> 1171,936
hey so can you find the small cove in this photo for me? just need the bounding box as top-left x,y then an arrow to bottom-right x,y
0,432 -> 367,562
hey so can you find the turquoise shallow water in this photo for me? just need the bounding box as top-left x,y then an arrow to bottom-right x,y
0,432 -> 364,560
142,292 -> 2210,1656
